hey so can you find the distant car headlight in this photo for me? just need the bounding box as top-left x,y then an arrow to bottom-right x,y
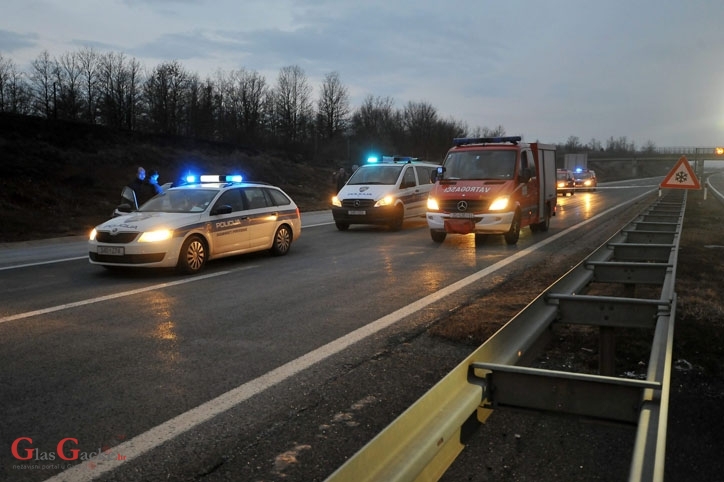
89,228 -> 97,241
374,196 -> 394,207
557,181 -> 566,188
584,180 -> 592,186
138,229 -> 172,243
489,196 -> 510,211
332,196 -> 342,207
427,197 -> 439,211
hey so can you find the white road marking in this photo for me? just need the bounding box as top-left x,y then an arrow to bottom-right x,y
0,270 -> 237,324
0,256 -> 87,271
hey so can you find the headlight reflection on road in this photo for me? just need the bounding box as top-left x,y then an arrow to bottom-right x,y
146,292 -> 180,365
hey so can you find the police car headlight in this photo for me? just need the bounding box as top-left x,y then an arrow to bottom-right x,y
138,229 -> 172,243
427,197 -> 439,211
332,196 -> 342,207
89,228 -> 97,241
489,196 -> 510,211
374,196 -> 394,207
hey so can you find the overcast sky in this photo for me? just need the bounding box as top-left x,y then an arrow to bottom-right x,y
2,0 -> 723,148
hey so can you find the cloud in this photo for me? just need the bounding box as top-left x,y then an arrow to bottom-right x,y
0,29 -> 38,52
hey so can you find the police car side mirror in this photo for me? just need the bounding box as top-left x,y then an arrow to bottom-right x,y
431,166 -> 445,183
211,204 -> 233,215
116,203 -> 133,213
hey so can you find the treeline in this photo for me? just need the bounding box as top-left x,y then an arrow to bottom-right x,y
0,48 -> 655,163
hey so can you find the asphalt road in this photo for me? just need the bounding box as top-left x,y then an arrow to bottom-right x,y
0,178 -> 670,482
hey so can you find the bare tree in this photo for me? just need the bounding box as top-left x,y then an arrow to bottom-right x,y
316,71 -> 350,140
77,47 -> 99,124
403,101 -> 438,157
273,65 -> 313,145
144,60 -> 189,135
565,135 -> 582,151
351,94 -> 398,154
0,54 -> 31,114
29,50 -> 56,118
641,140 -> 657,153
55,51 -> 83,120
588,138 -> 603,151
239,69 -> 268,143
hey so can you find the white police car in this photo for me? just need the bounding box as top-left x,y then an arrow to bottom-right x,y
331,156 -> 440,230
89,175 -> 302,274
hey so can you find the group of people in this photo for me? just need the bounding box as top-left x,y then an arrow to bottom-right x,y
128,166 -> 163,207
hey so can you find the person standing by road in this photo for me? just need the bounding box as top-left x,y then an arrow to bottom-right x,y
129,166 -> 146,193
333,167 -> 348,193
147,169 -> 163,195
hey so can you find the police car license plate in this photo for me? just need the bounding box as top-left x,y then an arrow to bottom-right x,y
348,210 -> 366,215
449,213 -> 474,218
98,246 -> 124,256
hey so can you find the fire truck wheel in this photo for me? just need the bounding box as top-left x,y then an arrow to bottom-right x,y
532,206 -> 551,232
504,210 -> 521,245
430,230 -> 446,243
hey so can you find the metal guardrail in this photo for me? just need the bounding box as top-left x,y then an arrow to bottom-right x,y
325,190 -> 685,482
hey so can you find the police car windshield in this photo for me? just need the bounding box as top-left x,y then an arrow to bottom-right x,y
347,165 -> 403,185
443,150 -> 516,180
139,189 -> 218,213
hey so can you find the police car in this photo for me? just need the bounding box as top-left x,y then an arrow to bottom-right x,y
89,175 -> 302,274
331,156 -> 440,230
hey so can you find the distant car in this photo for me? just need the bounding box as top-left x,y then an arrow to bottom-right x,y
573,169 -> 597,191
556,169 -> 575,196
331,157 -> 440,230
89,175 -> 301,274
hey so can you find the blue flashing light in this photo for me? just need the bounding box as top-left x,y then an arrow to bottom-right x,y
452,136 -> 522,146
575,167 -> 583,173
199,174 -> 244,183
367,156 -> 379,163
185,174 -> 197,183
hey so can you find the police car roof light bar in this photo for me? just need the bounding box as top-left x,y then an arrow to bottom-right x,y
452,136 -> 522,146
199,174 -> 243,183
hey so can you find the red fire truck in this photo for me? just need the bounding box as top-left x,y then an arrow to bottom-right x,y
426,136 -> 557,244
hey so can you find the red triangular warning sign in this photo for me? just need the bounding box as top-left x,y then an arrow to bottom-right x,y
660,156 -> 701,190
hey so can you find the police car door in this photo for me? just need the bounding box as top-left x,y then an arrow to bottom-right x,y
413,165 -> 435,215
209,188 -> 250,254
241,187 -> 276,249
399,165 -> 422,217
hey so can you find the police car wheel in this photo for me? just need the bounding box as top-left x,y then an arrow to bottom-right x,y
270,225 -> 292,256
430,230 -> 446,243
177,235 -> 207,273
389,205 -> 404,231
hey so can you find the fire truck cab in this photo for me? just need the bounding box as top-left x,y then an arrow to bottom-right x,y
426,136 -> 557,245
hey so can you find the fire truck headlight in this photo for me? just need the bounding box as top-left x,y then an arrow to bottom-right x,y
374,196 -> 394,207
427,197 -> 439,211
332,196 -> 342,207
489,196 -> 510,211
138,229 -> 172,243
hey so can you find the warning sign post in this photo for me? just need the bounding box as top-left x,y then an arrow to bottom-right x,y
659,156 -> 701,190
